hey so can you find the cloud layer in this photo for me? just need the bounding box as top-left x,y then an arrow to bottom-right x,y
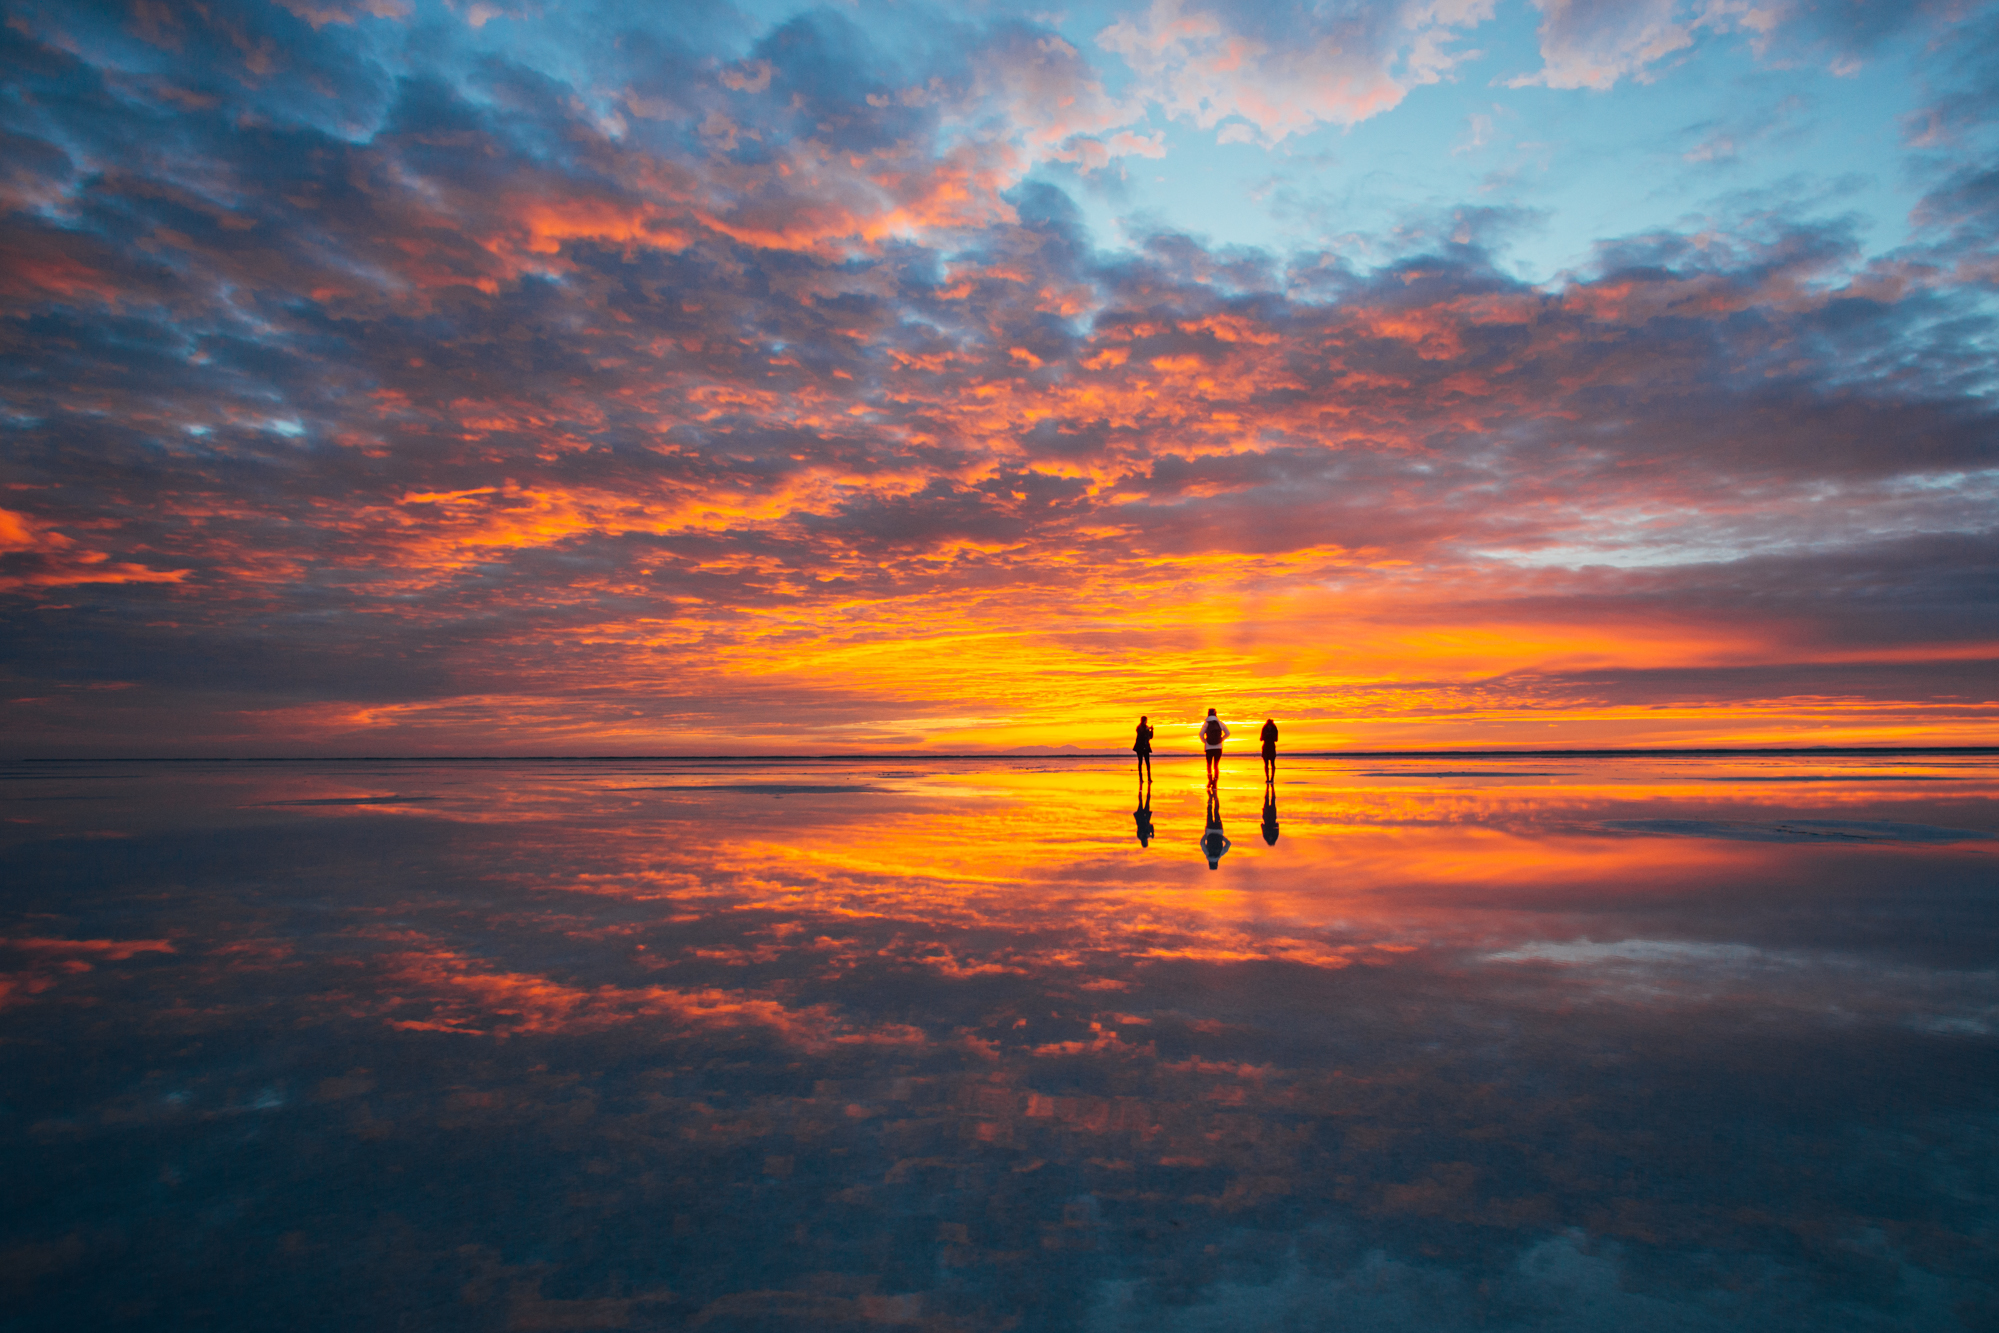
1,0 -> 1995,753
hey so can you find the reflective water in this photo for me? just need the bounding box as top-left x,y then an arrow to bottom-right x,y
4,753 -> 1996,1331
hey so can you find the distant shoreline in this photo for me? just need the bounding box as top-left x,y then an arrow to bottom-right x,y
14,746 -> 1998,763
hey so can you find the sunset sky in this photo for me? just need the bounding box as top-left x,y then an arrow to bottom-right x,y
3,0 -> 1995,755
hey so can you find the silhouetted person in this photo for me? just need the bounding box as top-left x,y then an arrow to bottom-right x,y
1199,707 -> 1229,786
1259,717 -> 1278,783
1260,791 -> 1279,846
1200,786 -> 1230,869
1134,796 -> 1155,848
1132,715 -> 1155,787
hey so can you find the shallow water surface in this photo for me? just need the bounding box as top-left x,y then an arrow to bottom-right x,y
4,752 -> 1997,1331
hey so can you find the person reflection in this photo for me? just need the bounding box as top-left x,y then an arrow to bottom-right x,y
1132,714 -> 1155,788
1260,789 -> 1279,846
1133,795 -> 1155,848
1200,787 -> 1231,869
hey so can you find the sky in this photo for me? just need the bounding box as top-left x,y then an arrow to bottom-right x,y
2,0 -> 1996,755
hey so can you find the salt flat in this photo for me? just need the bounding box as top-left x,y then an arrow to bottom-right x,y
3,753 -> 1995,1330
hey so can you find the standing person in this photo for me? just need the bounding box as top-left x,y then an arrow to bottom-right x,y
1199,707 -> 1229,785
1132,715 -> 1155,787
1259,716 -> 1279,785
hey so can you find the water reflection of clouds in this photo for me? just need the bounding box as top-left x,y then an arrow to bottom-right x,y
1478,937 -> 1999,1035
1603,818 -> 1996,843
2,755 -> 1995,1329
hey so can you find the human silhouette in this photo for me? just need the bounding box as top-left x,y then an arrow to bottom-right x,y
1133,795 -> 1155,848
1199,707 -> 1229,786
1259,717 -> 1278,784
1132,714 -> 1155,787
1200,786 -> 1230,869
1260,790 -> 1279,846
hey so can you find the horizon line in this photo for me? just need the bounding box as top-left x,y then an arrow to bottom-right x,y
13,745 -> 1999,762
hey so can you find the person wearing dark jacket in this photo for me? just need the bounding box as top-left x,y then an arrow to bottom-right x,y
1132,715 -> 1155,786
1259,717 -> 1278,783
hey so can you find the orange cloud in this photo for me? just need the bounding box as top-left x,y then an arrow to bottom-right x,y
0,509 -> 189,592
